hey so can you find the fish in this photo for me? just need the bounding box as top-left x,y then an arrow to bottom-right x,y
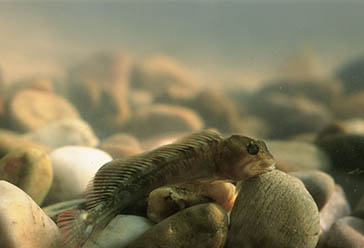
57,129 -> 276,247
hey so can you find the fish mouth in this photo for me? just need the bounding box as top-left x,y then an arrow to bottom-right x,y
250,159 -> 276,174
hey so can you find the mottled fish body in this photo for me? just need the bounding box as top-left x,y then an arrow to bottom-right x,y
57,129 -> 276,247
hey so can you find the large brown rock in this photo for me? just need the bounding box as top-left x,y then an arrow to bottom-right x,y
9,89 -> 80,132
227,170 -> 320,248
67,52 -> 131,137
131,55 -> 199,101
126,104 -> 203,139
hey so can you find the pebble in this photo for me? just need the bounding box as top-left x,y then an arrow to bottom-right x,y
98,133 -> 143,159
0,129 -> 49,158
0,181 -> 60,248
289,170 -> 335,210
336,56 -> 364,93
0,147 -> 53,205
257,78 -> 343,108
318,185 -> 351,247
131,55 -> 199,101
266,140 -> 331,171
324,216 -> 364,248
126,104 -> 203,139
248,92 -> 332,139
147,182 -> 236,223
332,91 -> 364,119
316,134 -> 364,205
8,89 -> 80,132
44,146 -> 112,204
353,195 -> 364,219
24,118 -> 99,149
127,203 -> 228,248
67,52 -> 131,137
182,88 -> 243,133
227,170 -> 320,248
83,215 -> 153,248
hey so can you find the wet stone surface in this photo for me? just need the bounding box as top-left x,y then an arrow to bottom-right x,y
127,203 -> 228,248
227,170 -> 320,248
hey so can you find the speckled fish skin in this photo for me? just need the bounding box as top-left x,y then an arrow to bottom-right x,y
57,129 -> 276,248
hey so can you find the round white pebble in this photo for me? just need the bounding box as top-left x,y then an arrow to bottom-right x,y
45,146 -> 112,204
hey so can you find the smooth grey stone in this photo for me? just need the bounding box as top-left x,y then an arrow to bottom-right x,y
325,216 -> 364,248
227,170 -> 320,248
289,170 -> 335,210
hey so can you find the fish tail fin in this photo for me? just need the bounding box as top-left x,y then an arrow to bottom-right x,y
57,209 -> 93,248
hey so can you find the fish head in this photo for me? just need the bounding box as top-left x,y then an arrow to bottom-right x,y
221,135 -> 276,181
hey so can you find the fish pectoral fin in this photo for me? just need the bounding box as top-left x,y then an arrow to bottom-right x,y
57,209 -> 91,248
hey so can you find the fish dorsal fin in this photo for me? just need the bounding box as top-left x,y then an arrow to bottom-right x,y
85,129 -> 223,210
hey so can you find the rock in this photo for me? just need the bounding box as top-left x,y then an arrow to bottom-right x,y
227,170 -> 320,248
25,118 -> 99,149
83,215 -> 153,248
332,91 -> 364,119
139,132 -> 186,150
127,203 -> 228,248
44,146 -> 112,204
7,77 -> 54,98
126,104 -> 203,139
336,56 -> 364,93
317,134 -> 364,172
289,170 -> 335,210
98,133 -> 143,159
324,217 -> 364,248
343,118 -> 364,136
0,181 -> 59,248
0,129 -> 49,159
316,134 -> 364,205
8,89 -> 80,132
42,198 -> 86,222
0,147 -> 53,205
67,52 -> 131,137
353,195 -> 364,219
315,121 -> 347,142
147,182 -> 236,223
249,92 -> 332,139
318,185 -> 351,247
131,55 -> 199,101
182,88 -> 243,133
266,140 -> 331,171
257,78 -> 343,108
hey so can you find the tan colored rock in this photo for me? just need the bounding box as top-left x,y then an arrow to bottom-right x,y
127,203 -> 228,248
127,104 -> 203,139
131,55 -> 199,101
67,52 -> 131,137
0,129 -> 49,159
147,182 -> 236,223
25,118 -> 99,149
0,181 -> 60,248
184,88 -> 242,133
9,89 -> 80,131
227,170 -> 320,248
99,133 -> 143,159
0,147 -> 53,205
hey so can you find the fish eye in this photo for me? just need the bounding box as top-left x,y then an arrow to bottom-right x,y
247,143 -> 259,155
